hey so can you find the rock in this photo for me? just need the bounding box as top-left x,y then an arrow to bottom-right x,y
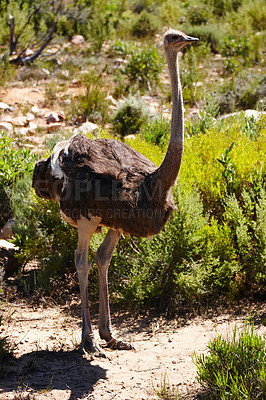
58,111 -> 65,121
125,134 -> 136,140
31,88 -> 42,94
0,218 -> 15,240
73,121 -> 99,135
45,112 -> 60,124
26,112 -> 35,122
31,105 -> 45,117
0,122 -> 13,132
42,68 -> 50,76
0,102 -> 10,111
71,79 -> 80,87
0,115 -> 12,123
27,121 -> 38,134
71,35 -> 85,45
220,109 -> 266,120
0,239 -> 19,276
23,48 -> 34,57
47,123 -> 61,133
12,116 -> 28,127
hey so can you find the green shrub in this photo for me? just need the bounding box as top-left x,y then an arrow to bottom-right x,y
71,71 -> 109,123
186,3 -> 213,25
87,1 -> 118,52
141,116 -> 170,148
130,10 -> 159,38
112,94 -> 151,137
0,132 -> 36,227
224,188 -> 266,289
123,46 -> 163,90
185,24 -> 223,53
194,322 -> 266,399
181,47 -> 200,106
181,113 -> 266,207
217,72 -> 265,113
12,176 -> 78,289
0,133 -> 36,186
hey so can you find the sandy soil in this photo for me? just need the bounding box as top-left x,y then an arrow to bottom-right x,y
0,300 -> 265,400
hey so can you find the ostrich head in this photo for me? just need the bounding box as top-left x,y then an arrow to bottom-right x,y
32,157 -> 63,201
164,29 -> 199,52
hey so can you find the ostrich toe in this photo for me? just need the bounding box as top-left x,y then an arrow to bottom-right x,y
80,337 -> 107,358
106,338 -> 135,350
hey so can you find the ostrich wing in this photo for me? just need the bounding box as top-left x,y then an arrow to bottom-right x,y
59,134 -> 157,188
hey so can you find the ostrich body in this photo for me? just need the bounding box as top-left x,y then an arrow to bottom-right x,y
32,29 -> 198,356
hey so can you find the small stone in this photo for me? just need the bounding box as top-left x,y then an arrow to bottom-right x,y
45,112 -> 60,124
24,48 -> 34,57
0,102 -> 10,110
0,115 -> 12,123
31,105 -> 40,114
0,122 -> 13,132
0,239 -> 19,276
42,68 -> 50,76
58,111 -> 65,121
47,123 -> 61,133
0,218 -> 15,240
27,121 -> 38,134
71,35 -> 85,45
73,121 -> 99,135
31,88 -> 42,94
26,112 -> 35,122
13,116 -> 28,127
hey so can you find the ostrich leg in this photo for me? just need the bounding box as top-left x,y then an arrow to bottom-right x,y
75,216 -> 105,357
96,229 -> 133,350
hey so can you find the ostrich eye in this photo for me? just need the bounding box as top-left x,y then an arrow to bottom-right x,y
168,34 -> 181,43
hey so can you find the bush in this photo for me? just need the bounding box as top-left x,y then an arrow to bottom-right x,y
185,24 -> 223,53
0,132 -> 36,227
194,322 -> 266,399
217,72 -> 266,113
12,176 -> 78,292
71,71 -> 109,123
123,45 -> 163,90
130,10 -> 159,38
112,95 -> 151,137
141,116 -> 170,148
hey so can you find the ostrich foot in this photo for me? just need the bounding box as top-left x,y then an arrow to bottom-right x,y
79,337 -> 107,358
106,338 -> 135,350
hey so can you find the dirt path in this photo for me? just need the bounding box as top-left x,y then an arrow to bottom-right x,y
1,301 -> 265,400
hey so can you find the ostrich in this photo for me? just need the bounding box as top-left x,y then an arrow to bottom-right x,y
32,29 -> 198,357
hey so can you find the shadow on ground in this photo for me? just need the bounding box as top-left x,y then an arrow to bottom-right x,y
0,349 -> 106,399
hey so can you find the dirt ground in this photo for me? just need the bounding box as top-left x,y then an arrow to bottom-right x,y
0,299 -> 265,400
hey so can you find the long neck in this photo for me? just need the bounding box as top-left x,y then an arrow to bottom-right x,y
153,50 -> 184,194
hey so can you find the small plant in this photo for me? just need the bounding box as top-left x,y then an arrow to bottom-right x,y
194,322 -> 266,399
141,116 -> 170,148
0,133 -> 36,186
154,373 -> 181,399
222,35 -> 251,74
0,313 -> 14,364
71,72 -> 109,123
217,142 -> 238,195
185,92 -> 219,137
130,10 -> 159,38
181,47 -> 200,106
112,95 -> 151,137
123,46 -> 163,90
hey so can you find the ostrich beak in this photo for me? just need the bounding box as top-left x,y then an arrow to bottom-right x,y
183,35 -> 199,43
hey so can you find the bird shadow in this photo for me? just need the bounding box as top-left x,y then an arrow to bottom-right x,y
0,349 -> 106,399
